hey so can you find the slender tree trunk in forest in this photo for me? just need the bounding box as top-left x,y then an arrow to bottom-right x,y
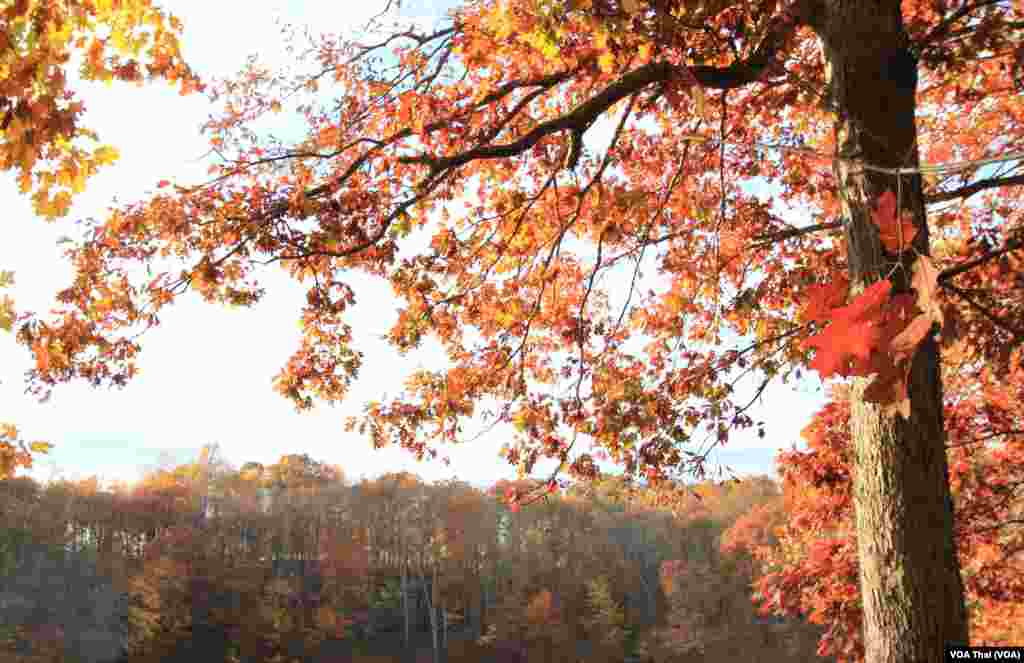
477,549 -> 486,641
442,596 -> 448,651
421,565 -> 441,663
402,559 -> 410,649
811,2 -> 968,659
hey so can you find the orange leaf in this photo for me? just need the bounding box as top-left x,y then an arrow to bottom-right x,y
809,539 -> 839,566
872,190 -> 918,253
803,280 -> 892,379
718,231 -> 743,259
889,313 -> 933,361
34,342 -> 51,373
801,274 -> 850,324
911,255 -> 943,328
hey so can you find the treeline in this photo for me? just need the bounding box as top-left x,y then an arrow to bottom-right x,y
0,449 -> 826,663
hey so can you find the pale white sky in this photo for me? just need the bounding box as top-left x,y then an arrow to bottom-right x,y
2,0 -> 828,491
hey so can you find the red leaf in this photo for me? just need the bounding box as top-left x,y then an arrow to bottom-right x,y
803,280 -> 892,379
801,274 -> 850,324
872,190 -> 918,253
841,279 -> 893,322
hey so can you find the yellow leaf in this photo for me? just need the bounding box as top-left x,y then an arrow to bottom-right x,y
0,294 -> 15,332
71,171 -> 88,194
38,190 -> 74,219
598,51 -> 616,73
692,85 -> 706,118
29,441 -> 52,454
111,28 -> 129,52
94,145 -> 120,166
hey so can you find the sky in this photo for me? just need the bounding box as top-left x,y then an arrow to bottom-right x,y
1,0 -> 832,492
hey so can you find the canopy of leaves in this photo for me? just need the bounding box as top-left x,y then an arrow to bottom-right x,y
734,374 -> 1024,660
9,0 -> 1024,510
2,0 -> 201,482
1,0 -> 200,218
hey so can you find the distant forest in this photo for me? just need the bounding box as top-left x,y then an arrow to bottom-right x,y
1,447 -> 832,663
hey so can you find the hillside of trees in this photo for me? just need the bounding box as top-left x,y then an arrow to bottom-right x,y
0,445 -> 832,663
4,402 -> 1022,663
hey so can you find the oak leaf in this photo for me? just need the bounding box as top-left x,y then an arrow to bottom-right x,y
803,279 -> 892,379
7,5 -> 1022,656
800,274 -> 850,324
872,190 -> 919,253
911,255 -> 944,329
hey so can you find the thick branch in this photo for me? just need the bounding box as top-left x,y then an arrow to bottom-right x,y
926,173 -> 1024,203
399,0 -> 814,173
237,0 -> 816,265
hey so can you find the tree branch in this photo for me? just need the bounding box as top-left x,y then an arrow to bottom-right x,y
399,0 -> 815,174
750,220 -> 843,246
917,0 -> 1009,50
926,173 -> 1024,203
941,282 -> 1024,342
937,234 -> 1023,283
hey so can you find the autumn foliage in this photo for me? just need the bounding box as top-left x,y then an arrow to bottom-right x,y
4,0 -> 1016,522
732,381 -> 1024,661
4,0 -> 1024,660
1,0 -> 201,480
1,453 -> 831,663
1,0 -> 200,217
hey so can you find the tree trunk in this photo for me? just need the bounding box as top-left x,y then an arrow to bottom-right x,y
422,566 -> 441,663
811,2 -> 968,660
442,597 -> 448,651
402,561 -> 410,649
477,552 -> 486,641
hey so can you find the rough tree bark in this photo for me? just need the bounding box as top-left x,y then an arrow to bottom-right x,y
809,2 -> 969,660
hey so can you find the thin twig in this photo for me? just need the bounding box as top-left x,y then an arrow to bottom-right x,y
750,220 -> 844,246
